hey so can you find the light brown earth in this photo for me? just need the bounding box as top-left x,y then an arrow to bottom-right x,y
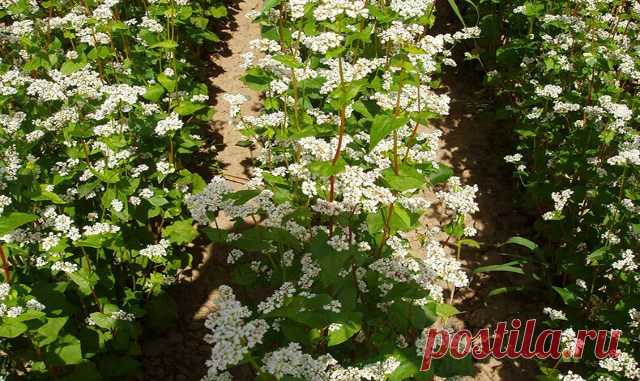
141,1 -> 541,380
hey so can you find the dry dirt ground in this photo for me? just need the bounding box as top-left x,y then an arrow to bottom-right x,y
141,2 -> 542,380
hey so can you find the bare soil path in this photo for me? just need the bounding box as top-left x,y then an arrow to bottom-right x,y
141,1 -> 262,380
436,73 -> 541,380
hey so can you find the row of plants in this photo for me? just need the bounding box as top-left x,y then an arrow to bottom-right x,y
190,0 -> 484,380
0,0 -> 231,379
486,0 -> 640,379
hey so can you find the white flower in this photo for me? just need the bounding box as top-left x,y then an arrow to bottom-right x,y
552,189 -> 573,211
6,306 -> 23,318
298,32 -> 343,54
140,16 -> 163,33
186,177 -> 232,224
323,300 -> 342,313
51,261 -> 78,273
226,249 -> 244,264
560,371 -> 586,381
599,350 -> 640,380
0,195 -> 11,215
163,67 -> 175,77
535,84 -> 563,98
312,0 -> 368,22
543,307 -> 567,320
262,343 -> 331,381
0,283 -> 9,300
504,153 -> 523,163
612,249 -> 637,272
203,286 -> 269,378
436,177 -> 479,215
258,282 -> 296,314
156,160 -> 174,176
139,188 -> 154,199
139,239 -> 170,258
111,309 -> 135,321
390,0 -> 434,19
110,199 -> 124,212
155,112 -> 183,136
26,299 -> 45,311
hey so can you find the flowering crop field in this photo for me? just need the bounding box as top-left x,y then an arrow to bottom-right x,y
0,0 -> 638,380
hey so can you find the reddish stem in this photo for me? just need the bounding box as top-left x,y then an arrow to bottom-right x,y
0,246 -> 11,284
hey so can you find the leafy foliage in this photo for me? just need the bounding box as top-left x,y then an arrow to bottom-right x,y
0,0 -> 228,378
485,0 -> 640,379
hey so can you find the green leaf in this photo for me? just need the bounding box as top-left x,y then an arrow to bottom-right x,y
174,101 -> 206,116
144,84 -> 166,102
146,195 -> 167,207
60,60 -> 86,75
390,205 -> 412,231
202,227 -> 228,243
208,5 -> 228,18
428,165 -> 453,185
434,303 -> 460,319
0,319 -> 28,338
223,189 -> 262,205
487,286 -> 525,297
158,73 -> 177,92
474,263 -> 524,274
459,239 -> 481,248
36,317 -> 68,346
200,31 -> 221,42
150,40 -> 178,49
54,340 -> 83,365
89,312 -> 115,329
263,0 -> 282,13
434,353 -> 474,377
242,69 -> 272,91
587,247 -> 607,265
446,0 -> 467,27
502,236 -> 538,251
32,185 -> 66,204
327,320 -> 361,346
553,286 -> 578,305
473,261 -> 524,274
308,158 -> 346,177
329,80 -> 364,107
190,16 -> 209,29
382,166 -> 426,192
162,219 -> 198,244
352,100 -> 376,120
388,350 -> 426,381
67,268 -> 98,296
345,25 -> 373,45
523,1 -> 545,17
0,212 -> 38,236
369,114 -> 408,151
273,54 -> 302,68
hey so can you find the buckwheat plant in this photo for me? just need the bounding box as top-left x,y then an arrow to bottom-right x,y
0,0 -> 229,378
493,0 -> 640,379
192,0 -> 481,379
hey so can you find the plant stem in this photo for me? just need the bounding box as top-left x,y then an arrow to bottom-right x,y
0,246 -> 11,284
